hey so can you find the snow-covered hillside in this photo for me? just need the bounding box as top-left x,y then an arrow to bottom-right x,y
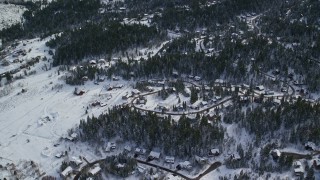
0,37 -> 136,177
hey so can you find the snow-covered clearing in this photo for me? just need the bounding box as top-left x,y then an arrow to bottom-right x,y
0,36 -> 136,177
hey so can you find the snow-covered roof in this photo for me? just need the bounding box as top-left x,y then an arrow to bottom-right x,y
215,79 -> 225,83
271,149 -> 281,157
256,85 -> 265,90
135,148 -> 146,154
89,60 -> 96,64
70,133 -> 77,138
89,165 -> 101,175
165,156 -> 175,163
71,156 -> 83,165
179,161 -> 192,169
210,148 -> 220,154
124,145 -> 131,152
61,166 -> 72,177
137,165 -> 146,173
294,161 -> 302,167
149,151 -> 161,159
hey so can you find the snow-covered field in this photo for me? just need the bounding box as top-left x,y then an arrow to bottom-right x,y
0,4 -> 26,30
0,37 -> 136,177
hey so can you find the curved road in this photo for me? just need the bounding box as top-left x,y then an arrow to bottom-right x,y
74,157 -> 221,180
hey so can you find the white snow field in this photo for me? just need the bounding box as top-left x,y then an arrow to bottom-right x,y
0,36 -> 135,177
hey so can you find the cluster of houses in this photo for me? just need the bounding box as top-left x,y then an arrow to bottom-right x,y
0,161 -> 45,179
61,156 -> 103,179
269,142 -> 320,177
61,163 -> 102,179
102,141 -> 221,172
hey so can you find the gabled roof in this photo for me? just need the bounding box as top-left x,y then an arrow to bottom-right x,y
61,166 -> 72,177
149,151 -> 161,159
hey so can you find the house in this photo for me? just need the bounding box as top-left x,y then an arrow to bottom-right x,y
188,75 -> 194,79
178,161 -> 192,170
82,76 -> 89,81
156,80 -> 165,87
264,90 -> 274,95
132,89 -> 140,95
71,133 -> 78,139
200,101 -> 208,107
239,96 -> 249,103
98,59 -> 106,64
89,60 -> 97,65
105,142 -> 116,152
98,76 -> 105,82
270,149 -> 281,160
195,155 -> 208,164
135,148 -> 147,155
209,148 -> 220,156
255,85 -> 265,91
148,151 -> 161,160
91,101 -> 101,107
137,165 -> 146,174
74,88 -> 86,96
156,104 -> 169,111
230,153 -> 241,161
124,145 -> 132,152
65,133 -> 77,141
61,166 -> 73,178
293,161 -> 304,176
55,152 -> 65,158
138,99 -> 146,104
194,76 -> 201,81
214,79 -> 226,86
165,156 -> 175,164
305,142 -> 317,151
88,164 -> 101,176
70,156 -> 83,166
172,70 -> 179,78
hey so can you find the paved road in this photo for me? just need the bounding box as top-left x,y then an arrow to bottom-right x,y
137,159 -> 222,180
74,157 -> 222,180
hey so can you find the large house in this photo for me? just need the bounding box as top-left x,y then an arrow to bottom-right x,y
61,166 -> 73,178
88,164 -> 101,177
148,151 -> 161,160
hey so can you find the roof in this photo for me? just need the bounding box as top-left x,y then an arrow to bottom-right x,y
256,85 -> 265,90
179,161 -> 191,168
149,151 -> 161,159
137,165 -> 146,173
124,145 -> 131,151
271,149 -> 281,157
165,156 -> 175,162
61,166 -> 72,177
135,148 -> 146,154
89,165 -> 101,175
70,133 -> 77,138
71,156 -> 82,165
215,79 -> 225,83
294,161 -> 302,167
210,148 -> 220,154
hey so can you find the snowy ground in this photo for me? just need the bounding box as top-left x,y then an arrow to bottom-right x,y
0,4 -> 26,30
0,37 -> 136,178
